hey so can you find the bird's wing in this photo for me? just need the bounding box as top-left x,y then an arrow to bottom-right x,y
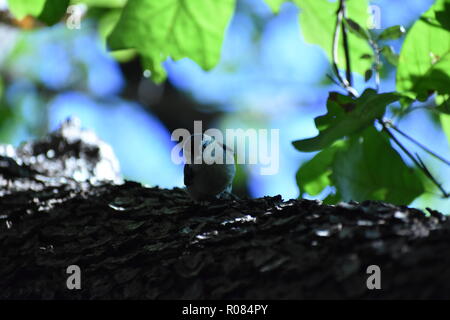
184,164 -> 194,186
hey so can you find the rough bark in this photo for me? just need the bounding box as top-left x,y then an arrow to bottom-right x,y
1,120 -> 449,299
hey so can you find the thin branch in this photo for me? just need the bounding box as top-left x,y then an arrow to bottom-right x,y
368,40 -> 381,91
332,0 -> 358,97
379,120 -> 449,198
397,96 -> 450,117
415,153 -> 449,197
326,73 -> 343,87
332,12 -> 346,87
340,0 -> 353,87
384,120 -> 450,167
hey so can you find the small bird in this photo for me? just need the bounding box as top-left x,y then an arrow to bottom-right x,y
183,134 -> 236,201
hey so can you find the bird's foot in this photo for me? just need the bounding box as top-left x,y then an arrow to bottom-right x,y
218,190 -> 240,201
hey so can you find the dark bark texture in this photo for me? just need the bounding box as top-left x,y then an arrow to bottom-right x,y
1,120 -> 449,299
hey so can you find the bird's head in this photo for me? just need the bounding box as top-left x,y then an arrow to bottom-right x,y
183,134 -> 234,165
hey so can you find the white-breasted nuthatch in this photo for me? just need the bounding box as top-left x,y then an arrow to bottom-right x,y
183,134 -> 236,201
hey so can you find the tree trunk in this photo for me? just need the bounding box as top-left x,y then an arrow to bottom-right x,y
1,120 -> 448,299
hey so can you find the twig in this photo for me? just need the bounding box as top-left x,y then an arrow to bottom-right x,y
415,153 -> 449,197
326,73 -> 343,87
332,0 -> 358,97
379,120 -> 449,198
384,120 -> 450,167
397,96 -> 450,117
332,13 -> 347,88
340,0 -> 353,87
368,40 -> 381,91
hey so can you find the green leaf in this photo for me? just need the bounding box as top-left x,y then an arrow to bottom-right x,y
7,0 -> 69,25
296,141 -> 345,197
344,18 -> 371,41
107,0 -> 236,83
314,91 -> 353,131
37,0 -> 70,25
331,127 -> 424,205
98,10 -> 136,62
436,94 -> 450,114
322,192 -> 341,205
292,89 -> 400,152
380,45 -> 399,66
265,0 -> 373,74
438,95 -> 450,145
441,113 -> 450,147
377,25 -> 406,41
397,0 -> 450,100
71,0 -> 127,8
141,54 -> 168,83
294,0 -> 373,75
364,69 -> 373,82
435,1 -> 450,31
0,76 -> 3,99
7,0 -> 46,19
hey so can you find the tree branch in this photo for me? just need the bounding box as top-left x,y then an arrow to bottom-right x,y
332,0 -> 358,97
340,0 -> 353,87
379,120 -> 449,198
368,40 -> 381,91
384,120 -> 450,167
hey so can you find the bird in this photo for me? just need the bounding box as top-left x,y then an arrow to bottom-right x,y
183,134 -> 236,201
